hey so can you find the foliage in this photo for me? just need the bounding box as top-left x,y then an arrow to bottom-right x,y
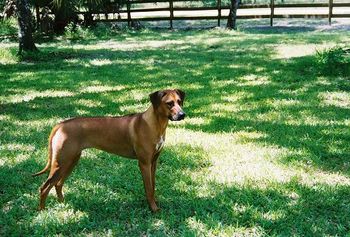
0,0 -> 6,12
1,26 -> 350,236
0,17 -> 17,35
63,22 -> 121,40
64,22 -> 92,39
316,46 -> 350,76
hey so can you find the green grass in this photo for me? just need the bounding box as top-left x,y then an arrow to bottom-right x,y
1,25 -> 350,236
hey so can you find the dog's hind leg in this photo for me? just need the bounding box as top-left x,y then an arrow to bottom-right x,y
38,135 -> 81,210
54,152 -> 81,203
55,183 -> 64,203
39,171 -> 61,210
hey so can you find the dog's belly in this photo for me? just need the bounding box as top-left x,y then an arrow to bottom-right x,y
93,142 -> 137,159
82,130 -> 137,159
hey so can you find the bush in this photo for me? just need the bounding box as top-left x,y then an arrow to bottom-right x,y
316,46 -> 350,76
64,22 -> 94,39
0,17 -> 18,36
63,22 -> 122,40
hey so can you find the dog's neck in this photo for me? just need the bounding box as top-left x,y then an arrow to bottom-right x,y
143,106 -> 168,137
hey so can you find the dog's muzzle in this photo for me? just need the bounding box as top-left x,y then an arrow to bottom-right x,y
170,111 -> 186,121
178,111 -> 186,120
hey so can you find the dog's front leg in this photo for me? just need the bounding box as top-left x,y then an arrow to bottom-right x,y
138,160 -> 159,212
151,153 -> 160,196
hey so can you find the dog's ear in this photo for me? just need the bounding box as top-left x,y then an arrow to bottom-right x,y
149,90 -> 166,108
175,89 -> 185,102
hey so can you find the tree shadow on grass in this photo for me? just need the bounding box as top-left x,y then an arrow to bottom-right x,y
1,144 -> 350,236
241,25 -> 318,34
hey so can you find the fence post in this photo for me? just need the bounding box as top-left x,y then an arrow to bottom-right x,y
169,0 -> 174,29
270,0 -> 274,26
217,0 -> 221,27
127,0 -> 131,27
328,0 -> 333,25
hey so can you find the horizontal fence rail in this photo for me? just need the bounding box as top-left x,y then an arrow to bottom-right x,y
38,1 -> 350,28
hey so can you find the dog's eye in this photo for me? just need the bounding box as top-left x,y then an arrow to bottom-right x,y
177,100 -> 182,105
166,101 -> 174,108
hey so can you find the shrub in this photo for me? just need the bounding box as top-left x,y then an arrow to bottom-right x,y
316,46 -> 350,76
64,22 -> 94,39
0,17 -> 18,36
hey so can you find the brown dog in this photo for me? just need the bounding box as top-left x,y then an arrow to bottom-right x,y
33,89 -> 186,212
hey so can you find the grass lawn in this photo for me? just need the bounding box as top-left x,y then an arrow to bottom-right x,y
1,24 -> 350,236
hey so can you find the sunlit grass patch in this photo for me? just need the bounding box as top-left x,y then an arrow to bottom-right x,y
274,43 -> 335,59
167,129 -> 292,185
3,89 -> 75,104
31,204 -> 89,234
89,58 -> 113,66
318,91 -> 350,108
81,85 -> 125,94
0,46 -> 18,64
238,74 -> 270,86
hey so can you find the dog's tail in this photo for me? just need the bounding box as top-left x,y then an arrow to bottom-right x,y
32,124 -> 60,177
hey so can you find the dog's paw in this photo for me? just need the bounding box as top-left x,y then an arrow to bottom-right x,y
151,206 -> 161,213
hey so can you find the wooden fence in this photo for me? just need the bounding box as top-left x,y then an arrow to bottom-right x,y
89,0 -> 350,28
38,1 -> 350,29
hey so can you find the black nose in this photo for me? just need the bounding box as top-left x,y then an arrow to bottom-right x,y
178,111 -> 186,120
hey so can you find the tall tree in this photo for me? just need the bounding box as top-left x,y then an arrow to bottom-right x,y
227,0 -> 240,30
16,0 -> 37,54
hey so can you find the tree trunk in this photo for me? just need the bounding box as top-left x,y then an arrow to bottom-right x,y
50,0 -> 78,34
16,0 -> 37,54
83,12 -> 94,27
53,10 -> 70,34
227,0 -> 240,30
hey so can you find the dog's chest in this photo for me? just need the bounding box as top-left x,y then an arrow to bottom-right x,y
155,136 -> 165,152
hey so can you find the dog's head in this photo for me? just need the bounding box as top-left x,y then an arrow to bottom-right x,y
149,89 -> 186,121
